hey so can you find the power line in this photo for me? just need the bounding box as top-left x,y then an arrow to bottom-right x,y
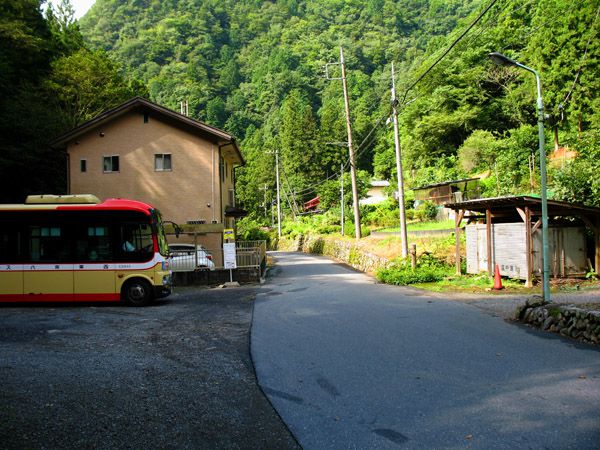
400,0 -> 500,104
301,0 -> 501,199
562,5 -> 600,107
327,0 -> 501,183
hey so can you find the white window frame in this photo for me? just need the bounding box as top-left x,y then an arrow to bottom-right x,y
155,153 -> 172,172
103,155 -> 120,173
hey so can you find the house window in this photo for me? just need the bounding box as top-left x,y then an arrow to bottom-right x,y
103,155 -> 119,172
155,154 -> 172,171
220,156 -> 225,182
228,188 -> 235,206
80,159 -> 87,172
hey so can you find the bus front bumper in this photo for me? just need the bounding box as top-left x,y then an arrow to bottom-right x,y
155,274 -> 172,298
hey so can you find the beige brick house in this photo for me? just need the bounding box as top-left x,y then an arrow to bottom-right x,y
51,97 -> 245,252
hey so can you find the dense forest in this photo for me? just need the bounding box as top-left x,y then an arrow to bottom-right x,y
0,0 -> 148,202
2,0 -> 599,218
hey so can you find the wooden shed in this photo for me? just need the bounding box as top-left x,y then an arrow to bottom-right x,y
446,196 -> 600,287
414,178 -> 481,205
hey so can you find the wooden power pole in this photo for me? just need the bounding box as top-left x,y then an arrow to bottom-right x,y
391,62 -> 409,257
340,47 -> 362,239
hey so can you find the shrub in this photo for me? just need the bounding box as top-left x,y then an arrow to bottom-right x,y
316,224 -> 341,235
376,253 -> 453,285
415,201 -> 438,221
237,218 -> 270,243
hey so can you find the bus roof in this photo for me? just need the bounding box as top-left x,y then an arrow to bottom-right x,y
0,197 -> 155,215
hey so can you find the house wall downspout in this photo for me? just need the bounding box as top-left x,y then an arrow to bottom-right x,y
211,145 -> 216,223
66,149 -> 71,194
218,143 -> 225,225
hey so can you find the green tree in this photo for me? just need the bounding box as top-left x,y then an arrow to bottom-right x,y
45,48 -> 148,128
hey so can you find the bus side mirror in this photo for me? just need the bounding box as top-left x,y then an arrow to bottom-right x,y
164,221 -> 182,238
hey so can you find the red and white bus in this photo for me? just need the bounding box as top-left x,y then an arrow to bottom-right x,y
0,195 -> 172,306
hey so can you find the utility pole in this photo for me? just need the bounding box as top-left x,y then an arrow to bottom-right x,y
275,150 -> 282,238
262,184 -> 268,218
340,163 -> 345,236
339,47 -> 362,239
391,62 -> 408,257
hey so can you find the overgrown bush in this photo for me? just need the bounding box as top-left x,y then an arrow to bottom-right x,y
237,218 -> 270,243
415,201 -> 438,221
315,224 -> 341,234
376,253 -> 453,285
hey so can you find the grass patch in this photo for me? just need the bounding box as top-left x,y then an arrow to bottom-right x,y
411,272 -> 528,293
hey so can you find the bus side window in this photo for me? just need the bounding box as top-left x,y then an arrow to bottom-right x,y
0,226 -> 21,263
29,226 -> 68,262
74,226 -> 112,262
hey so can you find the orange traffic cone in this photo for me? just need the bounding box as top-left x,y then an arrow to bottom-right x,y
493,263 -> 503,290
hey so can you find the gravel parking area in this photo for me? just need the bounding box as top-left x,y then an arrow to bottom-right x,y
0,287 -> 299,450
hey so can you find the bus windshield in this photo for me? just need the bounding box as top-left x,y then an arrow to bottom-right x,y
152,209 -> 170,257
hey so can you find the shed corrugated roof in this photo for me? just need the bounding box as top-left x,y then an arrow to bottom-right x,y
445,195 -> 600,217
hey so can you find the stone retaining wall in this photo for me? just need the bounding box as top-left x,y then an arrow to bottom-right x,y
277,234 -> 390,274
517,297 -> 600,345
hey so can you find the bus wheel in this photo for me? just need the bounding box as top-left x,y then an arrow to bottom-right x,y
122,279 -> 152,306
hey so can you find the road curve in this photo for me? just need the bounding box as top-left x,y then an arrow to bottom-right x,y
251,252 -> 600,449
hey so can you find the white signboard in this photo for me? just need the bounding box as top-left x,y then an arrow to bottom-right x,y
223,242 -> 237,269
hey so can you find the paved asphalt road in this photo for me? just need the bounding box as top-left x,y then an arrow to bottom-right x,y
251,252 -> 600,449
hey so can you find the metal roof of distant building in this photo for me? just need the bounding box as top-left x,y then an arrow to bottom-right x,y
414,177 -> 480,190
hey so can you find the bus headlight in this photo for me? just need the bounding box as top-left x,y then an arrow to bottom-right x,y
162,275 -> 171,286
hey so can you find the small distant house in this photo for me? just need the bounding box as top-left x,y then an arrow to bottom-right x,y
303,196 -> 320,213
446,196 -> 600,286
50,97 -> 245,256
360,180 -> 390,206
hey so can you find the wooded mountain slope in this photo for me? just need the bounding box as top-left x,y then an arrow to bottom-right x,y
80,1 -> 600,211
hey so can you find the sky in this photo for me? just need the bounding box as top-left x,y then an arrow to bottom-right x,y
47,0 -> 96,20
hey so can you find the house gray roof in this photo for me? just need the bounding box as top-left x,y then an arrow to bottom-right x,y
50,97 -> 244,165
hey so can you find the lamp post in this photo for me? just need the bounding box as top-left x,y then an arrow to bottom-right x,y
489,52 -> 550,302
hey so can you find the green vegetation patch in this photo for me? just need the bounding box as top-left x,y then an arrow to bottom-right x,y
376,254 -> 454,286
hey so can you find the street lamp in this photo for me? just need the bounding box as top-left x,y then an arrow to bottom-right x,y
489,52 -> 550,303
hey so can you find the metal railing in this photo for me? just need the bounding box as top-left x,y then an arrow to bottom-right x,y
166,234 -> 266,275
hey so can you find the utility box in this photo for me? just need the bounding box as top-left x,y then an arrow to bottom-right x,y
466,223 -> 587,279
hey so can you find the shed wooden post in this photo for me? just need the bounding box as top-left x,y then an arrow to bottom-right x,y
455,209 -> 464,275
524,207 -> 533,287
486,208 -> 493,275
596,217 -> 600,273
580,215 -> 600,275
516,207 -> 533,288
